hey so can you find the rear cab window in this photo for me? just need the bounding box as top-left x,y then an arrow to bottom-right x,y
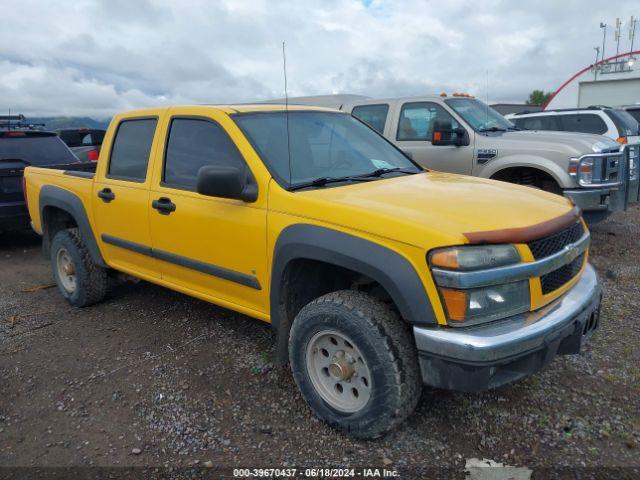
558,114 -> 607,135
162,117 -> 247,190
107,118 -> 158,182
351,104 -> 389,134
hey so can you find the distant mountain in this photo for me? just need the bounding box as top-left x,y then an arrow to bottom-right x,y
26,116 -> 111,130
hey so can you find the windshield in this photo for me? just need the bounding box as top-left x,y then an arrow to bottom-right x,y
0,134 -> 78,165
233,111 -> 421,188
445,98 -> 515,132
606,109 -> 640,136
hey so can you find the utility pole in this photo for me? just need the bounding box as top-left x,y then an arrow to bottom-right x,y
600,22 -> 607,70
615,18 -> 622,59
630,16 -> 637,54
593,46 -> 600,80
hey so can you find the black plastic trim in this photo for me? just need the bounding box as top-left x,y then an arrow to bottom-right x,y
270,224 -> 436,363
63,170 -> 95,179
39,185 -> 106,267
100,234 -> 261,290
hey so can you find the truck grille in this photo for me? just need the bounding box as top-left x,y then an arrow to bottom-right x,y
527,221 -> 584,260
540,253 -> 585,294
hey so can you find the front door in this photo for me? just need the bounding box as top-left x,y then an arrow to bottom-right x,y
148,110 -> 269,317
92,115 -> 162,279
392,101 -> 474,174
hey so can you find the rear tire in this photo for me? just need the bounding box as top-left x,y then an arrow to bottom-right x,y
50,228 -> 107,307
289,290 -> 422,439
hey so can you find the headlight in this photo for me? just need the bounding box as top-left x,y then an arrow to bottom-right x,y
569,158 -> 594,184
439,281 -> 530,325
429,245 -> 530,326
430,245 -> 520,271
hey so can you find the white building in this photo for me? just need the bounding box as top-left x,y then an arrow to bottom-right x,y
545,50 -> 640,110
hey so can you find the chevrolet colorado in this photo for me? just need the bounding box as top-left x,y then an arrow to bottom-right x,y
23,105 -> 602,438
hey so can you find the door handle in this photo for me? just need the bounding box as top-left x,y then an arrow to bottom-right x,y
152,197 -> 176,215
98,188 -> 115,203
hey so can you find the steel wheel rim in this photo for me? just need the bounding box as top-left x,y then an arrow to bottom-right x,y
56,247 -> 77,293
305,329 -> 372,413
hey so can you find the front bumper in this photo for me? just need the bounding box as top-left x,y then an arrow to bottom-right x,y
413,264 -> 601,392
563,188 -> 617,213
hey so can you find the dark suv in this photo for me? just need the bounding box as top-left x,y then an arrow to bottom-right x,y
0,118 -> 91,232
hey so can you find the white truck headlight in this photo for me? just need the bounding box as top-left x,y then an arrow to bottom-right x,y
429,245 -> 530,326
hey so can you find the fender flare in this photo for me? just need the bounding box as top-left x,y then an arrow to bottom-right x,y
39,185 -> 106,267
270,224 -> 436,363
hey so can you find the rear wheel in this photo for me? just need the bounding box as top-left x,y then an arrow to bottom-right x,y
289,290 -> 422,438
50,228 -> 107,307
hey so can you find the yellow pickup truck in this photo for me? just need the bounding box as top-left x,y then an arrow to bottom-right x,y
23,105 -> 602,438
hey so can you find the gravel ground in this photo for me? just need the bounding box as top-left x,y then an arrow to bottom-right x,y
0,207 -> 639,479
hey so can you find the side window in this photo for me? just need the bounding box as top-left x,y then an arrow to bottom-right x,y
396,102 -> 459,141
108,118 -> 157,181
351,104 -> 389,134
519,116 -> 560,131
163,118 -> 246,190
560,114 -> 607,135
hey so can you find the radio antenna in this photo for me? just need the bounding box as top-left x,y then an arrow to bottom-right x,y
282,41 -> 293,186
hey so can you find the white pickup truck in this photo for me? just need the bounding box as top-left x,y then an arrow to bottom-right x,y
270,94 -> 638,222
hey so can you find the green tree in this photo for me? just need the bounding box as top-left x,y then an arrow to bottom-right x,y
526,90 -> 553,106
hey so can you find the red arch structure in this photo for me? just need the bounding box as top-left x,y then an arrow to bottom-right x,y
543,49 -> 640,110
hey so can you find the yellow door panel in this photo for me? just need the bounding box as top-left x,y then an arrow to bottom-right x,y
148,109 -> 270,316
91,115 -> 163,278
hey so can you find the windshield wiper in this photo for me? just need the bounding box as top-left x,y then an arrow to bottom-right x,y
507,126 -> 521,131
478,127 -> 507,132
289,176 -> 377,191
289,167 -> 418,191
354,167 -> 417,178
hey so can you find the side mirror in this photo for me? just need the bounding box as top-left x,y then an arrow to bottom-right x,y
431,120 -> 469,147
196,165 -> 258,202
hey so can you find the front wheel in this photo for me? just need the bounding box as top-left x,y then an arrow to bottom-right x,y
50,228 -> 108,307
289,290 -> 422,438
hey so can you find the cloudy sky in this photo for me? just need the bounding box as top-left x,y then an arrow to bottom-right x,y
1,0 -> 638,118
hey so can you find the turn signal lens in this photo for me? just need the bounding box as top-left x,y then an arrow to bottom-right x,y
440,288 -> 467,321
616,136 -> 628,144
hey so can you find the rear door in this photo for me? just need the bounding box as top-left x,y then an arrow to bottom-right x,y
92,115 -> 162,279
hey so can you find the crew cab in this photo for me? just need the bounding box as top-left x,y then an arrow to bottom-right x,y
24,105 -> 602,438
0,123 -> 92,232
344,95 -> 639,222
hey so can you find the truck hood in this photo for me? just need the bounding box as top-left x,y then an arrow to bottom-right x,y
274,172 -> 575,250
489,130 -> 619,157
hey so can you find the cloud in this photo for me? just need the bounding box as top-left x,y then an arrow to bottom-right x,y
0,0 -> 637,117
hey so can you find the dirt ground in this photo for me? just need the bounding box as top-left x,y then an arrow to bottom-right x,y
1,208 -> 639,479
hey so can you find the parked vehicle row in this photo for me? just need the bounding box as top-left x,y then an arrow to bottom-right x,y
24,104 -> 602,439
343,95 -> 640,223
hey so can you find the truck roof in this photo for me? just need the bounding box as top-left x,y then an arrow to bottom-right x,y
118,104 -> 341,118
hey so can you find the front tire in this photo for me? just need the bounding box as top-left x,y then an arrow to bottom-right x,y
289,290 -> 422,439
50,228 -> 108,307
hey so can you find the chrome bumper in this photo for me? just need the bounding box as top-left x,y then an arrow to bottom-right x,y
413,264 -> 601,390
563,188 -> 615,212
